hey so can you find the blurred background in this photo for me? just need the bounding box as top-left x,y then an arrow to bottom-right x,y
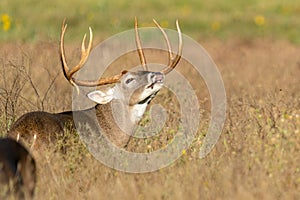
0,0 -> 299,43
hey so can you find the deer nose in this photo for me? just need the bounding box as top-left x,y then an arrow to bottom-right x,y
151,72 -> 164,83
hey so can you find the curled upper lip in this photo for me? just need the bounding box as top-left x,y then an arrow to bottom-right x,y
147,73 -> 164,89
154,73 -> 164,83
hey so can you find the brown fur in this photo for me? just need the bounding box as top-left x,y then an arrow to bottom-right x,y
8,111 -> 74,148
8,103 -> 132,148
8,71 -> 161,149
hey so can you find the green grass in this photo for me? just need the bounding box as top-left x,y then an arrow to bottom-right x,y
0,0 -> 300,43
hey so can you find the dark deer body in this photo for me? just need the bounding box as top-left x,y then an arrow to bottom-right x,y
0,138 -> 36,199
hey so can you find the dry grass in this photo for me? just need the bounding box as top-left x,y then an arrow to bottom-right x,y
0,38 -> 299,199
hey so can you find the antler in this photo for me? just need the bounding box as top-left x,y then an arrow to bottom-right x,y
134,18 -> 183,74
60,18 -> 182,90
134,17 -> 148,71
153,19 -> 183,74
60,20 -> 127,89
153,19 -> 182,74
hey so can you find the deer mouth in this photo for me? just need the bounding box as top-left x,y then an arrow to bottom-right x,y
146,73 -> 164,89
135,72 -> 164,105
146,82 -> 160,89
138,91 -> 159,105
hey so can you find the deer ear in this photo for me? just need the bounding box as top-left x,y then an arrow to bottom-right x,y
87,88 -> 115,104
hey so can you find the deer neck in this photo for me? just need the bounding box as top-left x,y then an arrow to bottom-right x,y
94,100 -> 142,130
92,101 -> 134,147
59,100 -> 148,147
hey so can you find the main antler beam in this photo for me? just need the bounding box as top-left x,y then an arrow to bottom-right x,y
60,20 -> 127,88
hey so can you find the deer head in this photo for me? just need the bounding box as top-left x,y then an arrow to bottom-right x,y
60,18 -> 182,125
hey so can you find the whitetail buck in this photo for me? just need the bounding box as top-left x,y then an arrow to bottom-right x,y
8,18 -> 182,148
0,138 -> 36,199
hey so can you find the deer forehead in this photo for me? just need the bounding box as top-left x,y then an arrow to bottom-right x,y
120,71 -> 152,85
118,71 -> 163,96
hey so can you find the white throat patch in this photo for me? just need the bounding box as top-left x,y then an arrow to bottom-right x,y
129,103 -> 148,123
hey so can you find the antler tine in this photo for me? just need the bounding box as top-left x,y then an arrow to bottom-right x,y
60,20 -> 127,89
159,20 -> 183,75
60,21 -> 70,82
152,19 -> 174,66
60,21 -> 93,83
135,17 -> 148,71
69,27 -> 93,79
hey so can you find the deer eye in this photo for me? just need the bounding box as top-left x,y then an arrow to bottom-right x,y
125,78 -> 134,84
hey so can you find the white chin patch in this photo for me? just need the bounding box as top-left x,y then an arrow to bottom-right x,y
130,104 -> 148,123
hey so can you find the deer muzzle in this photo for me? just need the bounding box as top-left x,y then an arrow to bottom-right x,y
147,72 -> 165,89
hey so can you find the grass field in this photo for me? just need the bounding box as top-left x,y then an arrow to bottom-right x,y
0,0 -> 300,199
1,0 -> 300,43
